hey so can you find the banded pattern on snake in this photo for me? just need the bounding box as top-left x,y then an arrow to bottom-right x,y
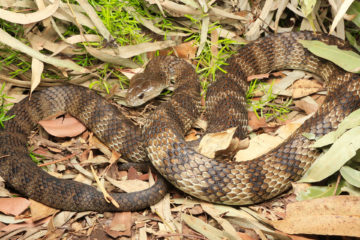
0,31 -> 358,211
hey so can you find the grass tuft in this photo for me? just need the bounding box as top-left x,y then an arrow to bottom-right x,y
0,83 -> 15,128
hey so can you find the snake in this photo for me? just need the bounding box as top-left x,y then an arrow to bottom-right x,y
0,32 -> 358,212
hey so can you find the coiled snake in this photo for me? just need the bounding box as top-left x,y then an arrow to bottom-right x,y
0,32 -> 358,211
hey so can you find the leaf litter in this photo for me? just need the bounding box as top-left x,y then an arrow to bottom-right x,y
0,0 -> 359,239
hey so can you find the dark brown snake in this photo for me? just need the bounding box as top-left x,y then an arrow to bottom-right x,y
0,32 -> 359,211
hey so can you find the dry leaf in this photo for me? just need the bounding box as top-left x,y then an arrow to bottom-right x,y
0,28 -> 89,73
0,217 -> 49,233
329,0 -> 356,34
174,40 -> 197,59
51,211 -> 76,228
237,232 -> 258,240
0,198 -> 30,216
248,111 -> 267,130
272,196 -> 360,237
89,135 -> 112,158
105,212 -> 132,237
272,70 -> 306,96
0,0 -> 60,24
247,73 -> 270,81
30,200 -> 58,222
235,134 -> 283,161
198,127 -> 237,158
85,46 -> 139,69
294,96 -> 318,114
289,79 -> 323,98
39,115 -> 86,137
76,0 -> 112,41
30,58 -> 44,94
105,177 -> 149,193
201,203 -> 239,239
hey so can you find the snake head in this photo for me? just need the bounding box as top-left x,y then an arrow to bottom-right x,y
126,72 -> 166,107
126,56 -> 185,107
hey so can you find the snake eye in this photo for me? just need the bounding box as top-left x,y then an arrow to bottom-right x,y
138,93 -> 145,99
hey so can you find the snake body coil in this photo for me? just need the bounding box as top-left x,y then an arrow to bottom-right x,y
0,32 -> 358,211
141,31 -> 359,205
0,86 -> 167,212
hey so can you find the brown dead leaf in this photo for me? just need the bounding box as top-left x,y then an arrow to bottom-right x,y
30,58 -> 44,94
127,167 -> 139,180
89,135 -> 112,158
248,111 -> 267,130
106,178 -> 150,193
118,67 -> 143,80
198,127 -> 237,158
247,73 -> 270,81
73,173 -> 92,185
237,232 -> 258,240
39,115 -> 86,137
291,182 -> 312,197
30,199 -> 58,222
0,0 -> 60,24
184,129 -> 199,141
0,186 -> 11,198
44,228 -> 66,240
188,205 -> 204,215
272,196 -> 360,237
235,134 -> 283,161
275,122 -> 302,139
287,235 -> 318,240
71,221 -> 84,232
0,217 -> 50,233
289,79 -> 323,98
0,198 -> 30,216
105,212 -> 132,237
312,94 -> 326,105
174,40 -> 197,59
294,96 -> 318,115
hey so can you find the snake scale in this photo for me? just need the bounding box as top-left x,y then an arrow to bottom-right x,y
0,32 -> 359,211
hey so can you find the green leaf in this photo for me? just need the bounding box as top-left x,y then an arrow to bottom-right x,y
346,31 -> 360,52
300,126 -> 360,182
347,1 -> 360,28
296,180 -> 360,201
312,108 -> 360,148
302,132 -> 316,140
340,166 -> 360,188
341,181 -> 360,196
298,39 -> 360,73
300,0 -> 316,16
296,182 -> 343,201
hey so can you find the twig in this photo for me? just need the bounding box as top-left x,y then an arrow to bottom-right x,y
37,153 -> 76,167
332,172 -> 342,195
156,233 -> 206,239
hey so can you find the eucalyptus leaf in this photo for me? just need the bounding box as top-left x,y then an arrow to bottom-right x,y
296,183 -> 343,201
346,31 -> 360,52
347,1 -> 360,28
182,213 -> 235,240
298,40 -> 360,73
312,108 -> 360,148
302,132 -> 316,140
342,182 -> 360,196
301,126 -> 360,182
300,0 -> 316,17
340,166 -> 360,188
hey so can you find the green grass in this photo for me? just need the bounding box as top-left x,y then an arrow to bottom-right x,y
29,150 -> 47,167
246,79 -> 293,120
0,83 -> 15,128
0,1 -> 294,121
184,15 -> 238,81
